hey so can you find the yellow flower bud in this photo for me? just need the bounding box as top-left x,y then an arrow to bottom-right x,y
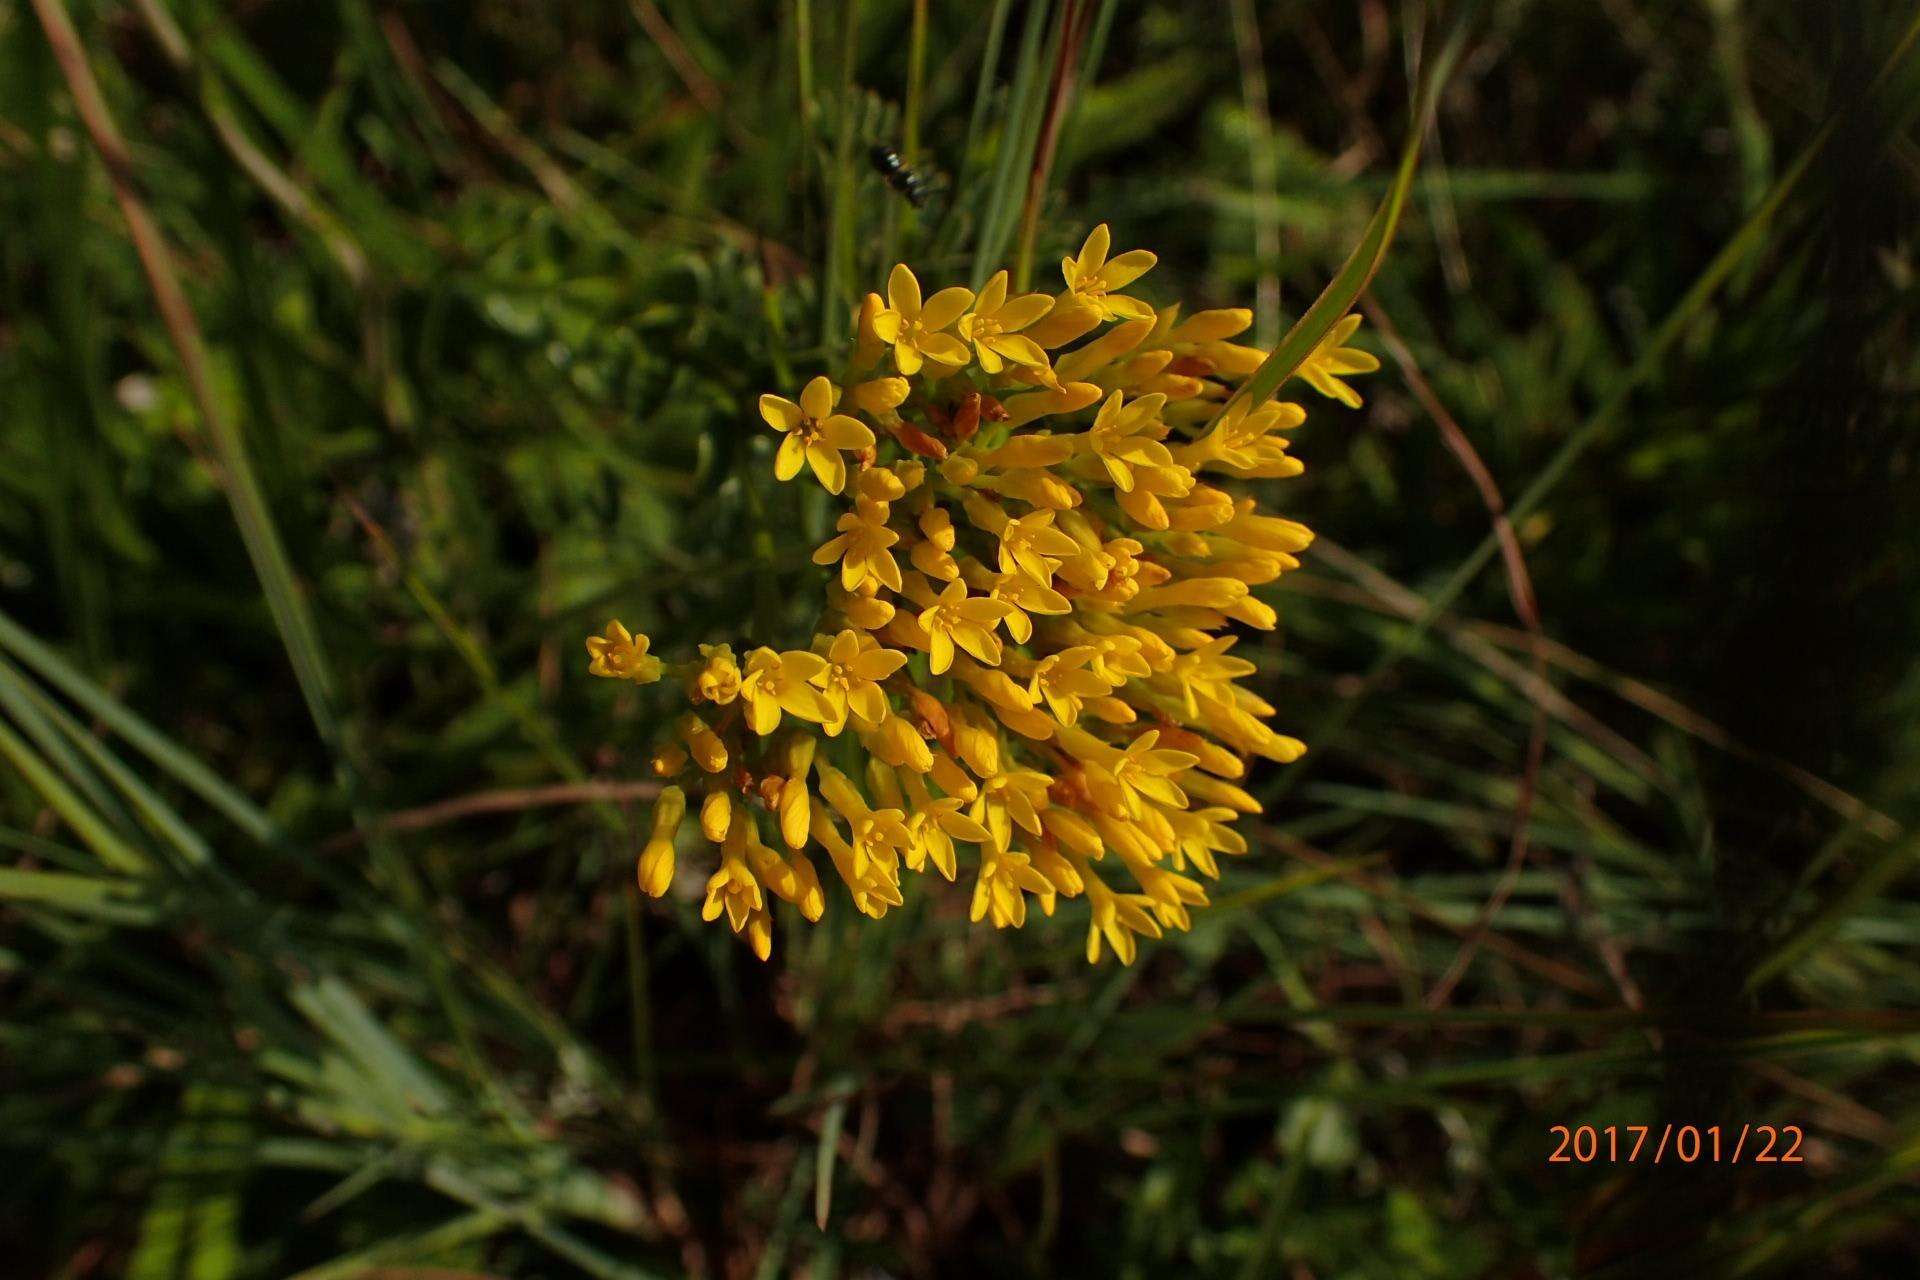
700,790 -> 732,842
676,713 -> 728,773
651,743 -> 690,776
637,785 -> 686,897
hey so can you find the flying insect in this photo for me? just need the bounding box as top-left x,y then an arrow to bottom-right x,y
868,145 -> 931,208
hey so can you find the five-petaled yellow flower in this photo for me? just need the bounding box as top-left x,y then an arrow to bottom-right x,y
814,629 -> 908,734
738,648 -> 832,736
760,376 -> 875,494
917,580 -> 1016,674
585,620 -> 662,683
958,270 -> 1054,374
813,496 -> 903,593
1296,313 -> 1381,409
1060,223 -> 1157,322
873,264 -> 973,375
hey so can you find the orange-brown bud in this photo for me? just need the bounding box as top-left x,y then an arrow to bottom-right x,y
951,392 -> 982,441
892,422 -> 949,459
905,686 -> 952,741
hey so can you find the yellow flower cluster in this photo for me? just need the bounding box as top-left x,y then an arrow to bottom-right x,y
589,225 -> 1377,963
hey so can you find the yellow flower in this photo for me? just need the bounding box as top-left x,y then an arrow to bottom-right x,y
957,270 -> 1054,374
592,224 -> 1377,961
971,846 -> 1057,929
896,771 -> 988,880
702,839 -> 765,936
1295,313 -> 1380,409
585,620 -> 662,683
746,830 -> 826,922
996,509 -> 1080,584
988,569 -> 1070,644
973,764 -> 1053,850
675,713 -> 728,773
812,496 -> 903,593
917,580 -> 1016,674
810,799 -> 906,918
689,643 -> 741,703
1027,646 -> 1110,727
814,629 -> 908,733
1185,397 -> 1306,477
873,264 -> 973,375
759,376 -> 876,494
1061,223 -> 1157,322
1095,729 -> 1199,818
1084,874 -> 1163,964
738,648 -> 832,736
1084,391 -> 1177,494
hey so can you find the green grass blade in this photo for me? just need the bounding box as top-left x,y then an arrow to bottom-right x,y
0,609 -> 280,845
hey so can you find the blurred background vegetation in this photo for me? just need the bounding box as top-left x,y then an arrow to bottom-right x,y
3,0 -> 1918,1276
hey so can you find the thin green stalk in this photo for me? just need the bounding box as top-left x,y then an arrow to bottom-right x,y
1210,2 -> 1475,424
0,714 -> 148,875
1230,0 -> 1281,346
1012,1 -> 1092,291
902,0 -> 927,163
971,0 -> 1053,288
819,0 -> 862,346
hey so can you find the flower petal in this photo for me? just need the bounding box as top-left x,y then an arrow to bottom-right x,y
808,443 -> 848,494
855,376 -> 909,412
822,414 -> 875,450
977,270 -> 1009,316
1098,249 -> 1157,290
919,286 -> 975,332
995,293 -> 1053,332
985,334 -> 1049,369
850,684 -> 889,726
887,262 -> 922,318
1076,223 -> 1111,277
916,332 -> 970,365
852,648 -> 908,679
774,432 -> 807,480
759,394 -> 802,432
800,375 -> 835,420
874,548 -> 903,592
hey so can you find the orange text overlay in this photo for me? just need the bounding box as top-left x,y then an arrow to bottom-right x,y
1548,1124 -> 1806,1165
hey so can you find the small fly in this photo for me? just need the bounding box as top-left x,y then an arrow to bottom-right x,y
868,145 -> 931,208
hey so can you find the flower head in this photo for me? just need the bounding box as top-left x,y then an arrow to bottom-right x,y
814,629 -> 908,733
760,376 -> 876,494
958,270 -> 1054,375
917,580 -> 1016,674
873,264 -> 972,375
586,621 -> 662,683
813,496 -> 903,593
1296,313 -> 1381,409
1061,223 -> 1157,322
588,231 -> 1374,961
690,643 -> 741,703
738,648 -> 831,736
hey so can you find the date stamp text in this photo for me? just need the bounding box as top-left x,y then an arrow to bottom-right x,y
1548,1124 -> 1804,1164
